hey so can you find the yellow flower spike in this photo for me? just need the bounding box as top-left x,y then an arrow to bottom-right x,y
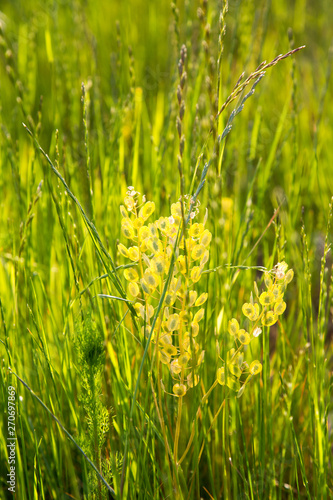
191,244 -> 206,261
259,291 -> 275,306
139,201 -> 155,221
178,353 -> 190,366
191,266 -> 203,283
228,318 -> 239,336
274,299 -> 286,315
195,292 -> 208,307
193,308 -> 205,323
217,367 -> 226,385
188,290 -> 198,307
170,359 -> 182,376
200,250 -> 209,266
127,246 -> 139,261
191,322 -> 200,337
128,282 -> 140,297
189,222 -> 204,238
249,360 -> 262,375
173,383 -> 187,397
238,329 -> 251,345
124,268 -> 139,282
118,243 -> 129,258
124,196 -> 135,211
151,254 -> 166,275
167,314 -> 180,332
261,310 -> 278,327
133,217 -> 144,229
200,229 -> 212,247
162,344 -> 178,357
120,205 -> 128,218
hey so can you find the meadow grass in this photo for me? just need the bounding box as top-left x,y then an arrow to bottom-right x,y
0,0 -> 332,499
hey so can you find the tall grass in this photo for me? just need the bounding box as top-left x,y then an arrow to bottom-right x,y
0,0 -> 332,499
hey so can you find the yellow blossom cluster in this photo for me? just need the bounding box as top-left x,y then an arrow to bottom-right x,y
118,187 -> 212,396
217,261 -> 294,397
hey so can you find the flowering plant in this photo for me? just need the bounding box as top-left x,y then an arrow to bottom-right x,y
118,187 -> 212,396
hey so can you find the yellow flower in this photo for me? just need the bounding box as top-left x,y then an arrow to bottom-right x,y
259,291 -> 275,306
128,246 -> 139,261
242,302 -> 259,321
191,244 -> 206,261
121,219 -> 136,239
171,202 -> 182,220
217,367 -> 226,385
200,229 -> 212,247
167,314 -> 180,332
189,222 -> 204,238
128,282 -> 140,297
261,310 -> 277,327
188,290 -> 198,307
238,329 -> 251,345
191,266 -> 203,283
124,268 -> 139,282
249,360 -> 262,375
139,201 -> 155,220
173,383 -> 187,396
228,318 -> 239,336
118,243 -> 129,257
193,308 -> 205,323
274,300 -> 286,315
150,254 -> 166,275
195,292 -> 208,307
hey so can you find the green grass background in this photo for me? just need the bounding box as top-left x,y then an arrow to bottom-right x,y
0,0 -> 332,498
